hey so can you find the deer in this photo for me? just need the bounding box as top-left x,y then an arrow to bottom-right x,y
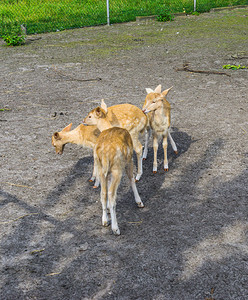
83,99 -> 148,181
142,84 -> 178,173
52,123 -> 101,186
93,126 -> 144,235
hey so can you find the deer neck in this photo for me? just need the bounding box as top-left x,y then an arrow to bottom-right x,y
154,102 -> 164,118
96,118 -> 112,132
62,127 -> 82,145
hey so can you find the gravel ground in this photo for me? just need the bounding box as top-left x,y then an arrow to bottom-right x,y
0,7 -> 248,300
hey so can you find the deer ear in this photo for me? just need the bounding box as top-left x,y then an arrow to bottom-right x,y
53,132 -> 61,140
62,123 -> 72,132
162,86 -> 173,97
146,88 -> 154,94
101,99 -> 108,113
154,84 -> 162,93
95,107 -> 102,117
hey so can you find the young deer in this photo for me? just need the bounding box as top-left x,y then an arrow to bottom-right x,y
84,100 -> 148,181
52,123 -> 100,185
142,84 -> 178,173
94,127 -> 144,235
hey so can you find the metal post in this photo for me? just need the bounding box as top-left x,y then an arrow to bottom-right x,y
106,0 -> 110,25
194,0 -> 196,11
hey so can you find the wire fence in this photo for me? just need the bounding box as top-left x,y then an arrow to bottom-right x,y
0,0 -> 247,36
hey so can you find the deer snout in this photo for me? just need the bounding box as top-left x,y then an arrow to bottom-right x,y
142,108 -> 149,114
82,117 -> 89,125
55,145 -> 64,155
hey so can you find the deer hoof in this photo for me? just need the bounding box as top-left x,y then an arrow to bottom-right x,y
153,171 -> 157,174
89,179 -> 93,182
174,151 -> 178,155
143,158 -> 147,161
112,228 -> 121,236
102,220 -> 110,227
164,168 -> 169,172
93,185 -> 98,189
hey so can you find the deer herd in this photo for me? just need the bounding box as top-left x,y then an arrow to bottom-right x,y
52,85 -> 178,235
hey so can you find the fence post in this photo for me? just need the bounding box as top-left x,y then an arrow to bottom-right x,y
194,0 -> 196,11
106,0 -> 110,25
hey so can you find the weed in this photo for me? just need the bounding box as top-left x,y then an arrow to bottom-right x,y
157,8 -> 174,22
1,21 -> 26,46
191,11 -> 200,16
0,108 -> 11,111
223,64 -> 247,70
2,34 -> 25,46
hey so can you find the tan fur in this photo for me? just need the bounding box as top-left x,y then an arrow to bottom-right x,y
52,123 -> 101,185
143,93 -> 171,130
142,85 -> 177,172
84,101 -> 148,181
52,123 -> 100,154
84,102 -> 147,134
94,127 -> 144,235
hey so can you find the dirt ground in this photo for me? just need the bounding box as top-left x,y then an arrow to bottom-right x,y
0,7 -> 248,300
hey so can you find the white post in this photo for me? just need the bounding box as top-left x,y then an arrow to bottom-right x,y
106,0 -> 110,25
194,0 -> 196,11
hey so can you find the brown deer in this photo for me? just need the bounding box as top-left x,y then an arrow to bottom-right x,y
93,127 -> 144,235
52,123 -> 100,186
84,99 -> 148,181
142,84 -> 178,173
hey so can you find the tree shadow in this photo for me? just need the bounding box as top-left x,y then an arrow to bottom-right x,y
109,141 -> 248,299
1,130 -> 247,299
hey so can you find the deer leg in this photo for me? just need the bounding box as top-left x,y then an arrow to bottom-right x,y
100,173 -> 109,227
89,160 -> 96,182
89,175 -> 95,182
168,131 -> 178,154
153,133 -> 159,173
162,133 -> 168,171
92,155 -> 100,188
142,128 -> 151,160
93,177 -> 100,189
126,160 -> 144,208
132,136 -> 143,181
108,170 -> 122,235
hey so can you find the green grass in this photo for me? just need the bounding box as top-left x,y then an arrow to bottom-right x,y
0,0 -> 247,35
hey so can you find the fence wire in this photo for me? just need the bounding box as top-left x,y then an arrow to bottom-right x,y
0,0 -> 247,36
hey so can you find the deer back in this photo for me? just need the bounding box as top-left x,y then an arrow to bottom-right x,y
78,124 -> 100,148
95,127 -> 133,175
107,104 -> 147,135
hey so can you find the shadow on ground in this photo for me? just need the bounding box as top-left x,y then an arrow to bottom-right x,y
1,129 -> 247,299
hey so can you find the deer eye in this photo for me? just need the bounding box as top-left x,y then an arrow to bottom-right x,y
89,115 -> 91,118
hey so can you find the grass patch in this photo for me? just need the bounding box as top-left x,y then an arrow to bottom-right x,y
0,0 -> 247,35
223,64 -> 247,69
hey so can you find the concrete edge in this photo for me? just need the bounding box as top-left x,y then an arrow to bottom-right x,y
210,5 -> 248,12
136,5 -> 248,22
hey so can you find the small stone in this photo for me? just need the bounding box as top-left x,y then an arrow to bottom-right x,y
79,242 -> 88,251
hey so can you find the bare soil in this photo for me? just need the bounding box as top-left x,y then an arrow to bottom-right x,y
0,7 -> 248,300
